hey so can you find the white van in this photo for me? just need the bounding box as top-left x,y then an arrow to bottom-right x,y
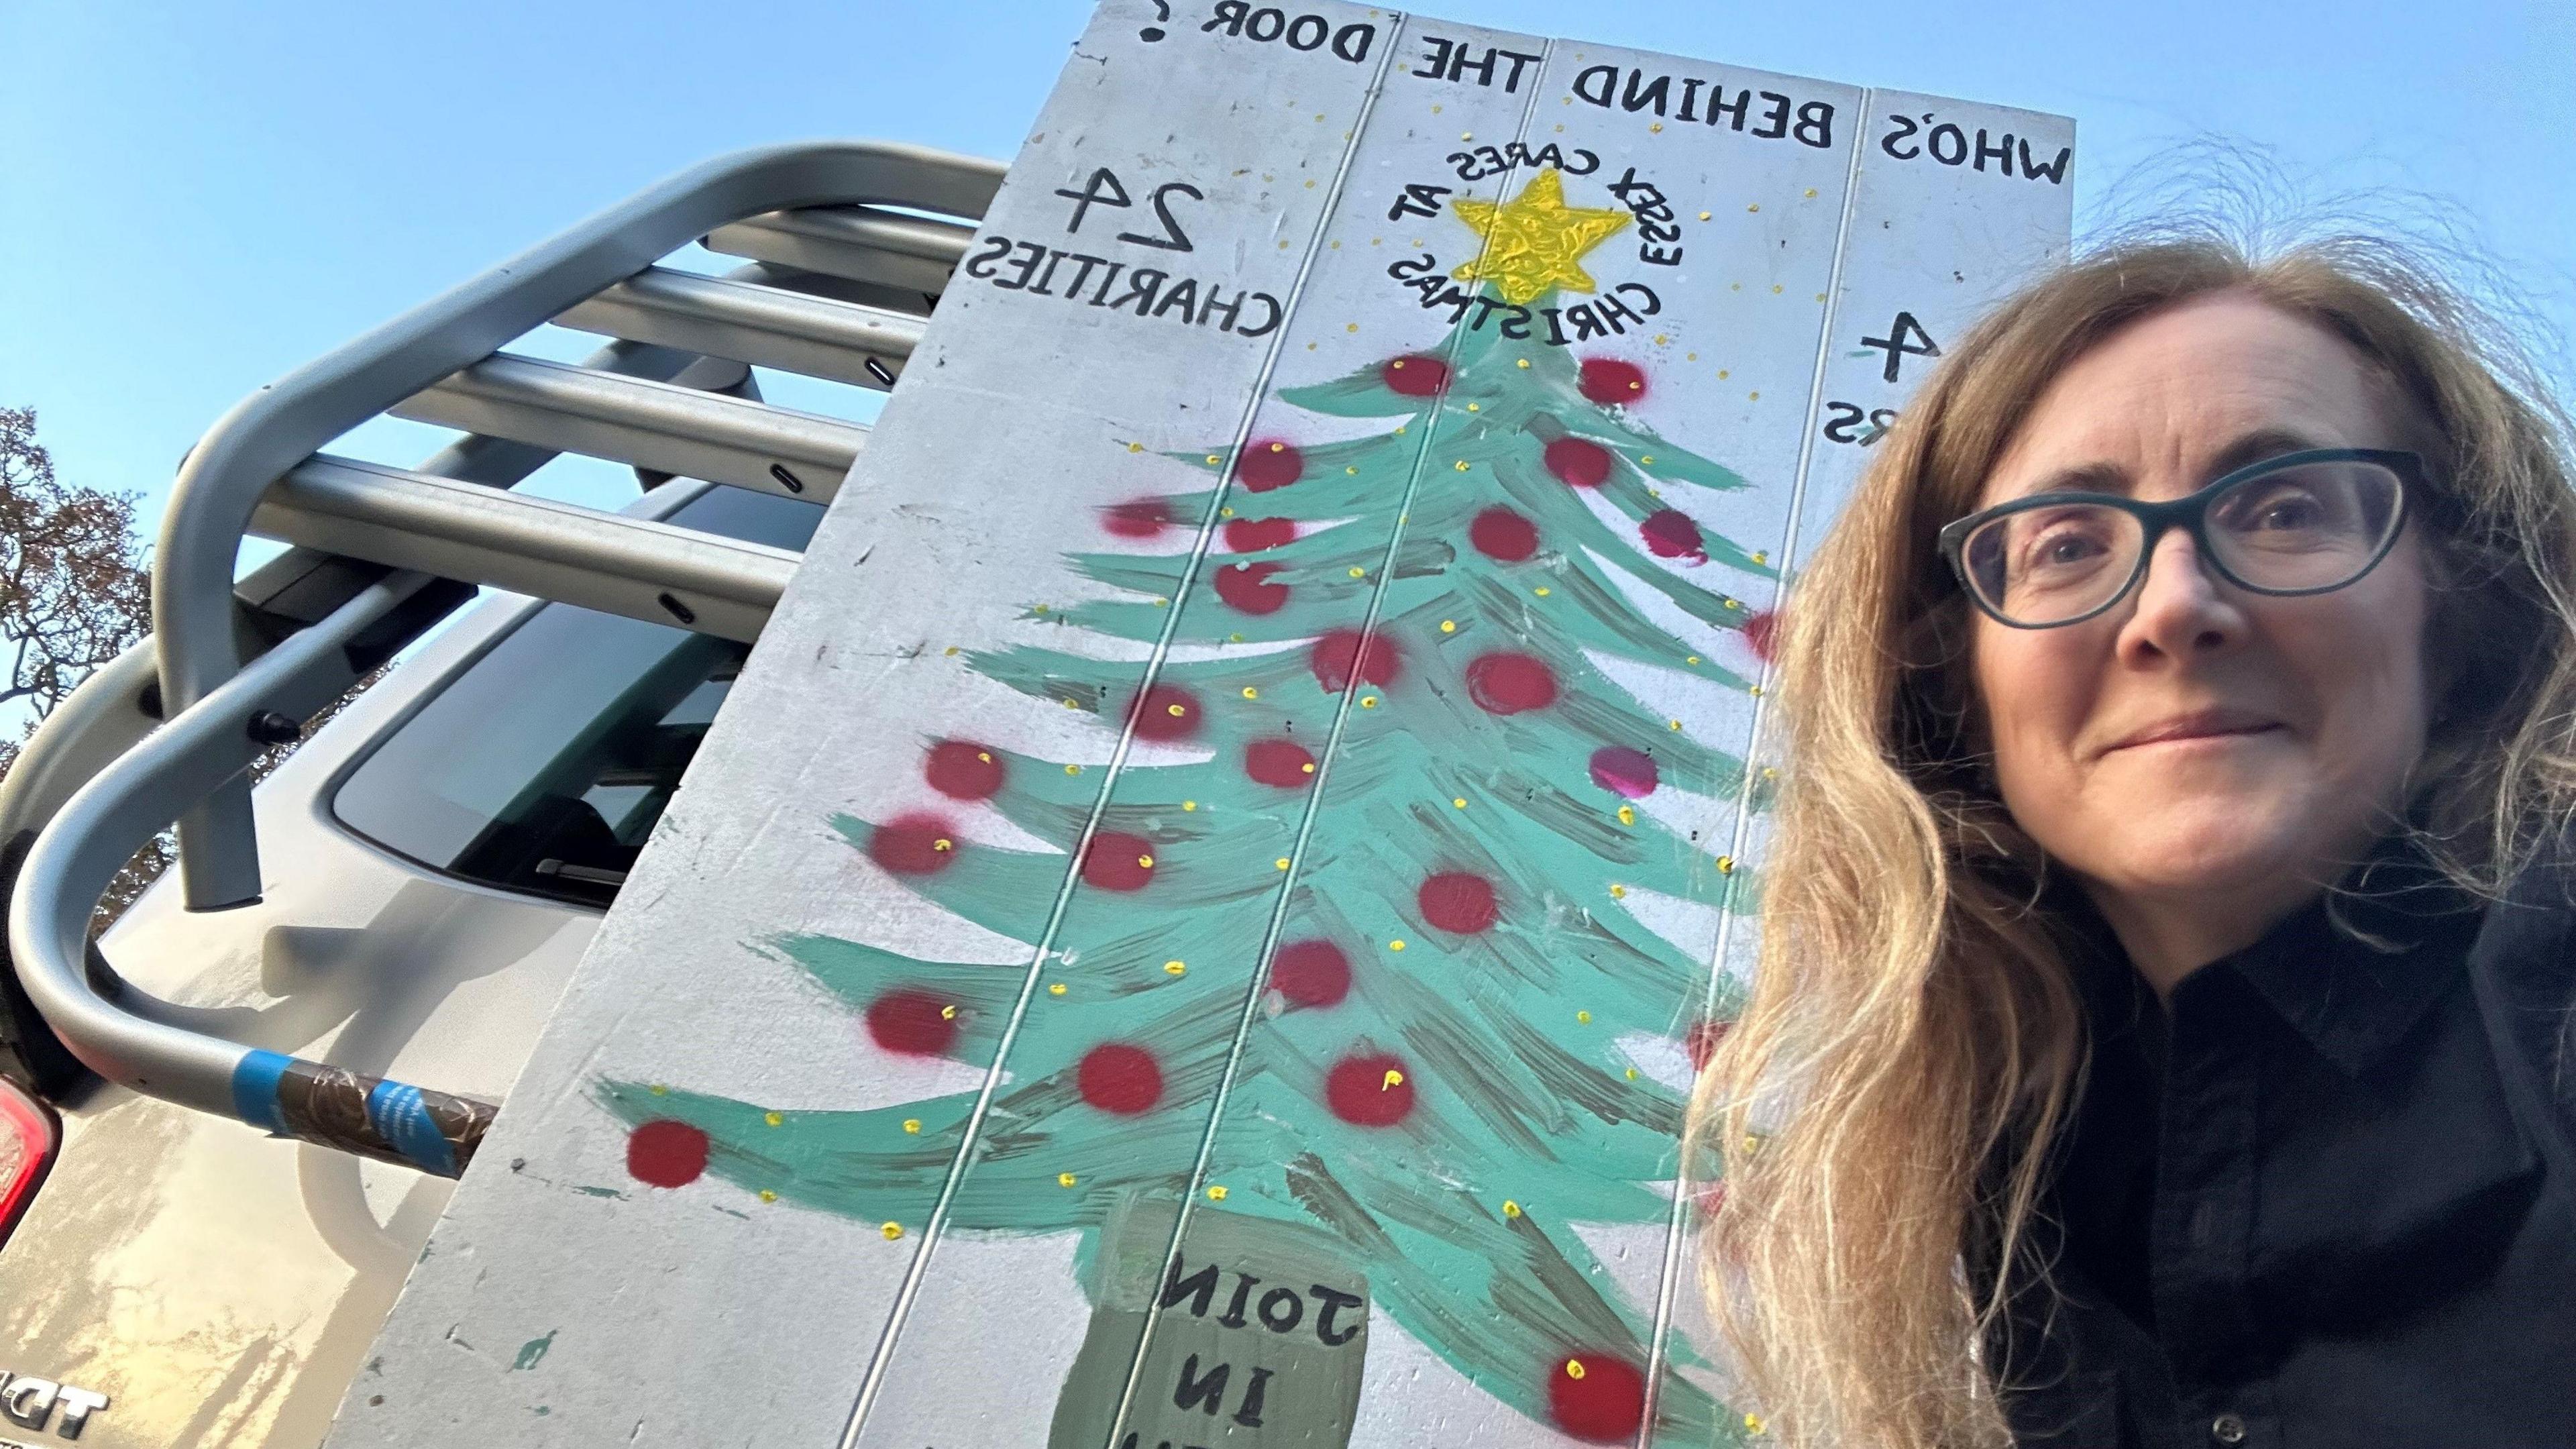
0,142 -> 998,1448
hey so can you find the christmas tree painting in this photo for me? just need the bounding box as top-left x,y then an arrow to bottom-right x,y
606,169 -> 1776,1445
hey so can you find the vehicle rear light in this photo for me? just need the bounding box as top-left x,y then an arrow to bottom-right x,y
0,1078 -> 57,1243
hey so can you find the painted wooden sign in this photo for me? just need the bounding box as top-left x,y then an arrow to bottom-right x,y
333,5 -> 2072,1446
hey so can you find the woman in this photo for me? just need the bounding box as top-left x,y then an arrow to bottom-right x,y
1693,233 -> 2576,1449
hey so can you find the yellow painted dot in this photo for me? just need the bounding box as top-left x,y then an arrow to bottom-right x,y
1723,597 -> 1741,610
1382,1068 -> 1405,1089
902,1119 -> 922,1134
1395,425 -> 1408,434
1751,550 -> 1768,565
1228,634 -> 1244,643
1750,390 -> 1762,400
1516,357 -> 1530,369
1750,685 -> 1765,696
1534,586 -> 1552,597
1503,1199 -> 1522,1218
1748,203 -> 1761,213
1717,855 -> 1737,873
764,1110 -> 784,1127
1746,1412 -> 1768,1435
1206,454 -> 1222,465
649,1083 -> 667,1096
1686,655 -> 1701,665
1654,335 -> 1668,345
1167,703 -> 1186,717
1460,131 -> 1472,140
1719,369 -> 1731,379
1137,853 -> 1155,869
1627,1067 -> 1640,1080
1049,982 -> 1067,996
1304,178 -> 1316,188
1183,800 -> 1198,811
1650,121 -> 1664,132
1771,284 -> 1783,294
1764,766 -> 1779,779
1165,960 -> 1187,976
1347,321 -> 1359,332
759,1189 -> 778,1202
1242,686 -> 1259,699
944,645 -> 959,656
1453,797 -> 1468,809
939,1004 -> 957,1020
1389,940 -> 1407,952
1466,402 -> 1481,412
1743,1133 -> 1762,1153
1577,1010 -> 1593,1024
1034,604 -> 1049,614
1699,210 -> 1712,221
932,837 -> 953,853
1279,240 -> 1291,249
1221,506 -> 1235,518
977,751 -> 992,763
1686,352 -> 1698,361
1816,292 -> 1829,303
1348,566 -> 1365,578
1302,761 -> 1316,773
1566,1359 -> 1589,1381
1208,1184 -> 1230,1200
1059,1171 -> 1078,1187
1155,597 -> 1169,608
1669,719 -> 1683,731
1277,858 -> 1293,870
1127,441 -> 1142,453
1610,883 -> 1627,898
1642,455 -> 1656,465
1454,460 -> 1470,472
1065,763 -> 1081,774
1360,696 -> 1379,708
1805,187 -> 1819,198
881,1222 -> 904,1240
1617,805 -> 1635,825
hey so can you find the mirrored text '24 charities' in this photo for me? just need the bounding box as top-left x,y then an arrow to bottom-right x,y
961,237 -> 1283,337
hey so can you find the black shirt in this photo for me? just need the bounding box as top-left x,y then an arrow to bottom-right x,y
1985,843 -> 2576,1448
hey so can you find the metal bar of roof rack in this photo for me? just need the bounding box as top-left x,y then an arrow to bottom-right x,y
152,142 -> 1002,910
555,266 -> 925,390
9,573 -> 510,1174
391,354 -> 868,502
703,204 -> 974,294
254,455 -> 798,644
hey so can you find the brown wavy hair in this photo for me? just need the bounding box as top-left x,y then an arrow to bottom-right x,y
1688,231 -> 2576,1448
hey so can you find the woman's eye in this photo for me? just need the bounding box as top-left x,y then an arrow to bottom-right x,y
2013,517 -> 2112,573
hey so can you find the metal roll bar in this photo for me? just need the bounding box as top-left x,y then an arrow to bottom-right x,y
3,140 -> 1003,1175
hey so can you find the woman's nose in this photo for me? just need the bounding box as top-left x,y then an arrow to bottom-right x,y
2116,527 -> 2243,661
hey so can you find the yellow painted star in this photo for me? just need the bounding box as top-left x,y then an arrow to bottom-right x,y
1447,169 -> 1633,307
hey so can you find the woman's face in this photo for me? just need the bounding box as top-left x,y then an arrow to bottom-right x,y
1969,293 -> 2434,922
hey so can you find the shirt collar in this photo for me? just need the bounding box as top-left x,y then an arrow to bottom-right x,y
2063,837 -> 2485,1082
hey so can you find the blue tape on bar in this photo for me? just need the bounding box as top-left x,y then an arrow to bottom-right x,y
230,1049 -> 292,1134
366,1079 -> 458,1177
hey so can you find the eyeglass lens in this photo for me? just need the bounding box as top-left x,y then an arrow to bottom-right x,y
1961,459 -> 2404,626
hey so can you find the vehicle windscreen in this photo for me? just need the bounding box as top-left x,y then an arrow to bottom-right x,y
330,486 -> 824,908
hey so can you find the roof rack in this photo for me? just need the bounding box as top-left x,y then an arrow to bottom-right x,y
0,141 -> 1002,1175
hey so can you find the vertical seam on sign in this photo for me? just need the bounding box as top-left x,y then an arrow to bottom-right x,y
833,29 -> 1409,1449
1097,31 -> 1562,1449
1635,85 -> 1872,1448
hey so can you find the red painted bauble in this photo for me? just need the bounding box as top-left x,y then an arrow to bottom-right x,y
1578,358 -> 1648,405
1544,436 -> 1614,488
1418,871 -> 1499,934
1130,684 -> 1202,741
924,739 -> 1006,801
1081,830 -> 1159,892
1212,561 -> 1289,615
1640,508 -> 1707,563
1742,608 -> 1780,663
1469,506 -> 1540,562
627,1119 -> 710,1189
1382,354 -> 1450,397
869,812 -> 961,875
1588,745 -> 1659,800
1309,628 -> 1401,693
1271,939 -> 1351,1008
1547,1352 -> 1647,1442
1466,651 -> 1558,715
1237,440 -> 1305,492
1224,516 -> 1297,553
1326,1051 -> 1416,1126
1686,1018 -> 1734,1071
1078,1042 -> 1165,1114
866,988 -> 959,1056
1244,739 -> 1320,788
1101,498 -> 1172,538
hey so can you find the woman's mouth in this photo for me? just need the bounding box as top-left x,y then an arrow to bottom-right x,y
2106,710 -> 2285,752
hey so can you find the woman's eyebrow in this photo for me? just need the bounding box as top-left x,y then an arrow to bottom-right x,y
2205,427 -> 2334,478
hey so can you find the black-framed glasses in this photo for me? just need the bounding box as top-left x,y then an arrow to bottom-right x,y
1937,448 -> 2422,629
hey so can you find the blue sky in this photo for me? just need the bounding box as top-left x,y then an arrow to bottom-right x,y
3,0 -> 2569,533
